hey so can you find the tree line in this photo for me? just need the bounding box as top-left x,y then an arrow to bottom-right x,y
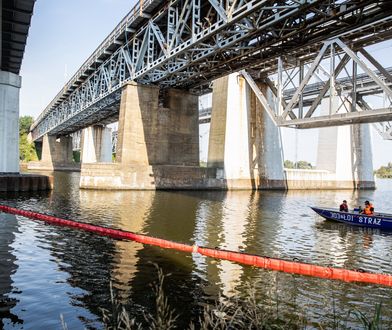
19,116 -> 38,162
374,163 -> 392,178
284,160 -> 313,169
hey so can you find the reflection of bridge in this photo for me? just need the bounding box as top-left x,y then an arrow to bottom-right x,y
28,1 -> 392,190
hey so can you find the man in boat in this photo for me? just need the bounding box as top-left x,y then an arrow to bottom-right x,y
339,200 -> 348,212
362,201 -> 374,215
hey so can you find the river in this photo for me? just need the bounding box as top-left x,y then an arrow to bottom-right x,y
1,173 -> 392,328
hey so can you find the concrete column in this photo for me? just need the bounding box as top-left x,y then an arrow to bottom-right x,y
41,134 -> 73,165
208,72 -> 286,189
116,82 -> 199,166
80,82 -> 214,190
0,71 -> 21,173
208,74 -> 252,186
165,89 -> 199,166
250,83 -> 286,189
351,124 -> 375,189
81,125 -> 112,163
116,82 -> 159,165
316,98 -> 375,189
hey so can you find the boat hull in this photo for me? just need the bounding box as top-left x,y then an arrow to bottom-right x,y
311,207 -> 392,230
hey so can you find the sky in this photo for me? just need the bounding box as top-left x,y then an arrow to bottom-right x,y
20,1 -> 391,169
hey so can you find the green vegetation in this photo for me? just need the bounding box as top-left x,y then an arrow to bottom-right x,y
284,160 -> 313,169
374,163 -> 392,178
60,266 -> 385,330
200,161 -> 207,168
73,150 -> 81,163
19,116 -> 38,162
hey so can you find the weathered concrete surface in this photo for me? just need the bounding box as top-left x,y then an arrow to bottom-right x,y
208,73 -> 286,190
80,82 -> 201,189
284,169 -> 370,190
0,71 -> 21,173
0,173 -> 53,192
28,134 -> 80,171
251,82 -> 287,189
81,126 -> 112,163
80,76 -> 375,191
116,82 -> 199,166
80,163 -> 225,190
351,124 -> 375,189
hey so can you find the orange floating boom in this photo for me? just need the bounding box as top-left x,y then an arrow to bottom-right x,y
1,204 -> 392,287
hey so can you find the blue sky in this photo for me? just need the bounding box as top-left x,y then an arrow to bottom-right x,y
20,1 -> 391,169
20,0 -> 137,117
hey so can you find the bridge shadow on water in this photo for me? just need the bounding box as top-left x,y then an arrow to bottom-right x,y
1,173 -> 392,327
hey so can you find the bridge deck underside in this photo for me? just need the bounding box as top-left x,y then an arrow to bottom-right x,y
31,1 -> 392,140
1,0 -> 35,74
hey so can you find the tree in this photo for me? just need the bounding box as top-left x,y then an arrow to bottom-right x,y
19,116 -> 34,136
374,163 -> 392,178
296,160 -> 313,169
19,116 -> 38,162
284,160 -> 313,169
284,160 -> 294,168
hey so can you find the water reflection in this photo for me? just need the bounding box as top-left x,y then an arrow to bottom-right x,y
79,189 -> 153,302
193,191 -> 262,297
0,174 -> 392,328
0,213 -> 22,327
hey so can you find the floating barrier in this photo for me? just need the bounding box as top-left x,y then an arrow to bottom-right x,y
1,204 -> 392,287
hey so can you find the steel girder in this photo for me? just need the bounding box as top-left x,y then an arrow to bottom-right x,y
31,0 -> 392,140
246,38 -> 392,129
373,122 -> 392,140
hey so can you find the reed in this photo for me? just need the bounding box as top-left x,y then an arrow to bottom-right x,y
61,267 -> 385,329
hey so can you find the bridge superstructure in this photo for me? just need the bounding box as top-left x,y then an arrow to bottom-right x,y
95,64 -> 392,154
1,0 -> 35,173
31,0 -> 392,140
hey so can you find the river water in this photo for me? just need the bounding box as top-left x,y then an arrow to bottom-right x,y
1,172 -> 392,329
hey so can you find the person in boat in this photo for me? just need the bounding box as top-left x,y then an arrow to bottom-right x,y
339,200 -> 348,212
362,200 -> 374,215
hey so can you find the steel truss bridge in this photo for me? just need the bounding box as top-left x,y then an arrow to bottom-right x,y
71,57 -> 392,153
31,0 -> 392,141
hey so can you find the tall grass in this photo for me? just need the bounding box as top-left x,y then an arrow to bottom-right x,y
100,265 -> 178,330
62,266 -> 385,329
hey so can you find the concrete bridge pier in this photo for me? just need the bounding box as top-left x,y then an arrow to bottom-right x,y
80,82 -> 220,190
0,71 -> 21,173
284,98 -> 375,189
28,134 -> 80,171
0,71 -> 52,191
351,124 -> 375,189
208,72 -> 287,190
115,83 -> 199,167
81,125 -> 112,163
315,99 -> 375,189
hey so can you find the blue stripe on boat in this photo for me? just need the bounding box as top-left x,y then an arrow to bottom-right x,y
311,207 -> 392,230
